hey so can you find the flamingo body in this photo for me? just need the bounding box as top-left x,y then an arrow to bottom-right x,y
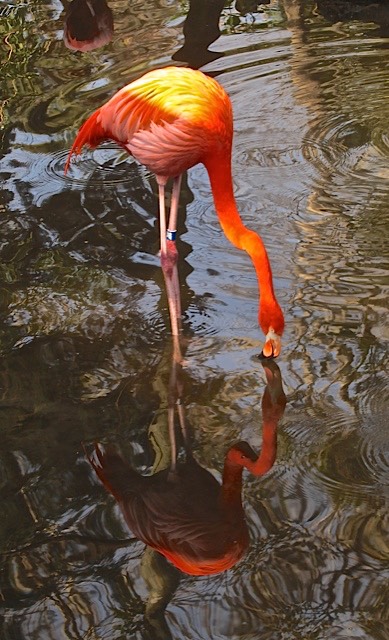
67,67 -> 231,178
66,66 -> 285,356
89,444 -> 254,575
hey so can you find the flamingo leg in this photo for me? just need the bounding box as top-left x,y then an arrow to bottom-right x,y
157,175 -> 183,354
167,176 -> 183,350
168,403 -> 177,473
168,350 -> 190,474
167,335 -> 180,474
158,179 -> 168,256
167,174 -> 182,236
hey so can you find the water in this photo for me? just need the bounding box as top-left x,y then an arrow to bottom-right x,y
1,0 -> 388,638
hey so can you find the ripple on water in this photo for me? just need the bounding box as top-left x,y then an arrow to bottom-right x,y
304,114 -> 389,191
355,373 -> 389,490
2,139 -> 146,212
359,437 -> 389,491
217,519 -> 389,640
311,429 -> 389,499
273,399 -> 388,510
238,140 -> 309,168
357,371 -> 389,418
44,144 -> 140,189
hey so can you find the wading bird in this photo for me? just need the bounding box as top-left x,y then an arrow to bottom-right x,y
86,361 -> 286,576
66,66 -> 284,357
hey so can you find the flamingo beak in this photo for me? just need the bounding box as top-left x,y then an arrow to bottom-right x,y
261,328 -> 281,359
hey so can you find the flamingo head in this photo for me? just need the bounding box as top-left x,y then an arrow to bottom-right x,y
261,327 -> 282,359
259,299 -> 284,359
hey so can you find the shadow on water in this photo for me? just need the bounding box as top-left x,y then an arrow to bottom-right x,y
62,0 -> 389,56
315,0 -> 389,35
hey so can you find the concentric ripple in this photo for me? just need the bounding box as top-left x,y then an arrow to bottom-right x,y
304,114 -> 389,189
63,146 -> 148,187
312,435 -> 384,497
50,146 -> 137,187
236,144 -> 307,168
359,437 -> 389,491
303,411 -> 389,508
1,141 -> 146,213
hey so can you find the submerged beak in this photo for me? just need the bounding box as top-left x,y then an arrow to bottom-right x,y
261,328 -> 282,359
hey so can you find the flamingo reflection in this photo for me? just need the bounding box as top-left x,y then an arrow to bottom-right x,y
86,358 -> 286,576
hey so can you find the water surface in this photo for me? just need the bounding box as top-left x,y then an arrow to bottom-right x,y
0,0 -> 388,638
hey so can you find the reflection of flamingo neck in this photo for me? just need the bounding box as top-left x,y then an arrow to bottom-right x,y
220,462 -> 245,511
248,421 -> 277,476
204,153 -> 283,335
246,384 -> 286,476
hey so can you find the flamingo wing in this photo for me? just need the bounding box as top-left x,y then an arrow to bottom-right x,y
65,67 -> 233,176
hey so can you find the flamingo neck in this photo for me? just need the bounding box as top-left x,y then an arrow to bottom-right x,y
205,153 -> 282,334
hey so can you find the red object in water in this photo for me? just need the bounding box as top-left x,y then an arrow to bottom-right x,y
66,66 -> 285,358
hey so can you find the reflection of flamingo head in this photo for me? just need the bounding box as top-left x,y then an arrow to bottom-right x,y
226,441 -> 258,468
261,360 -> 287,423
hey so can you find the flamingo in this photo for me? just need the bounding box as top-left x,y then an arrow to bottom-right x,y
86,361 -> 286,576
65,66 -> 285,357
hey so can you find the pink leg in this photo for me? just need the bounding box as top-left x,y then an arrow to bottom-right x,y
167,176 -> 183,345
157,178 -> 168,256
167,174 -> 182,237
155,176 -> 187,476
157,175 -> 183,350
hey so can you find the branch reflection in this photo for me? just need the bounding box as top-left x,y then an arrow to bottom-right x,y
172,0 -> 225,68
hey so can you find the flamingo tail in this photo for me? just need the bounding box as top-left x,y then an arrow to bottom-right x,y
88,444 -> 139,502
65,108 -> 106,174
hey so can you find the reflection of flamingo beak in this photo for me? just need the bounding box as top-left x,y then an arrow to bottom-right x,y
262,359 -> 279,387
261,328 -> 281,359
261,359 -> 286,410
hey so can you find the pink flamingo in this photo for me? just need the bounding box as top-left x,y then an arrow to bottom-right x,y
66,66 -> 285,357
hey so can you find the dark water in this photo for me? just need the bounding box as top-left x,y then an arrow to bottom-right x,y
1,0 -> 388,638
